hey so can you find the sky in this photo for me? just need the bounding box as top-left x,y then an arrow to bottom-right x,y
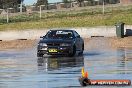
24,0 -> 62,5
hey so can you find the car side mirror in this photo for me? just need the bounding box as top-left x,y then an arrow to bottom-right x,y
40,36 -> 45,38
40,36 -> 43,38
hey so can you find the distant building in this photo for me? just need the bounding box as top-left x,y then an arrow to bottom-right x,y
120,0 -> 132,4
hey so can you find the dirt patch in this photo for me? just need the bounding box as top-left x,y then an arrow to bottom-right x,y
84,37 -> 132,50
0,37 -> 132,50
0,40 -> 37,50
84,37 -> 112,50
109,37 -> 132,49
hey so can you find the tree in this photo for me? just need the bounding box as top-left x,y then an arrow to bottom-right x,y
76,0 -> 84,7
100,0 -> 119,4
17,0 -> 24,4
0,0 -> 24,9
0,0 -> 3,8
36,0 -> 48,6
62,0 -> 70,3
108,0 -> 119,4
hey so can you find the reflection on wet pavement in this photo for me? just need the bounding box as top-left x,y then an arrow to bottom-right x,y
0,38 -> 132,88
38,56 -> 84,71
0,49 -> 84,88
37,56 -> 84,88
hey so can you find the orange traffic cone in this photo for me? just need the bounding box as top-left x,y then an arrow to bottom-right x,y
81,67 -> 88,78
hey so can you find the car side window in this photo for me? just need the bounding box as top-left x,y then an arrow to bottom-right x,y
73,31 -> 80,38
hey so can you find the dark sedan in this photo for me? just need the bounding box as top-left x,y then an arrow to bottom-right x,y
37,30 -> 84,57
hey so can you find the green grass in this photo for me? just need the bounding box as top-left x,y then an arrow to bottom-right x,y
0,4 -> 132,31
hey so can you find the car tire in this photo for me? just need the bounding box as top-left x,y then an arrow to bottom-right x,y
69,45 -> 76,57
79,44 -> 84,55
37,53 -> 43,57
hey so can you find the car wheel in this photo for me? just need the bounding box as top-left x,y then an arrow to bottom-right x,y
69,45 -> 76,57
37,53 -> 43,57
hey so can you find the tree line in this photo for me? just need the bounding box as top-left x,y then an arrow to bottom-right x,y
0,0 -> 24,9
0,0 -> 120,9
37,0 -> 120,5
36,0 -> 120,7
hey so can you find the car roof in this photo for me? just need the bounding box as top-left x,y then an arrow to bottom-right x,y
49,29 -> 75,32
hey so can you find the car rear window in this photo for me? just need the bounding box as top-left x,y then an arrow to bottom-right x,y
46,30 -> 73,39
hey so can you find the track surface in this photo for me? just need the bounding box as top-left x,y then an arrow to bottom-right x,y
0,38 -> 132,88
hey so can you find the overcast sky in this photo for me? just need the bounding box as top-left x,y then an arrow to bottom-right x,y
24,0 -> 62,5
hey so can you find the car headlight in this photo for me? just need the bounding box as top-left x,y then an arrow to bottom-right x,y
39,43 -> 47,46
60,43 -> 71,46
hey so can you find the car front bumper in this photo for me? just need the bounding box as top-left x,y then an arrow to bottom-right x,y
37,46 -> 73,55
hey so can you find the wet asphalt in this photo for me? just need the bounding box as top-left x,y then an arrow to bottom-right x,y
0,38 -> 132,88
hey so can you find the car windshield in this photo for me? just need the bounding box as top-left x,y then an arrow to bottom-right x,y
46,30 -> 74,39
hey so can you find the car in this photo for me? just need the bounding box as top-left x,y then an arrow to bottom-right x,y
37,29 -> 84,57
